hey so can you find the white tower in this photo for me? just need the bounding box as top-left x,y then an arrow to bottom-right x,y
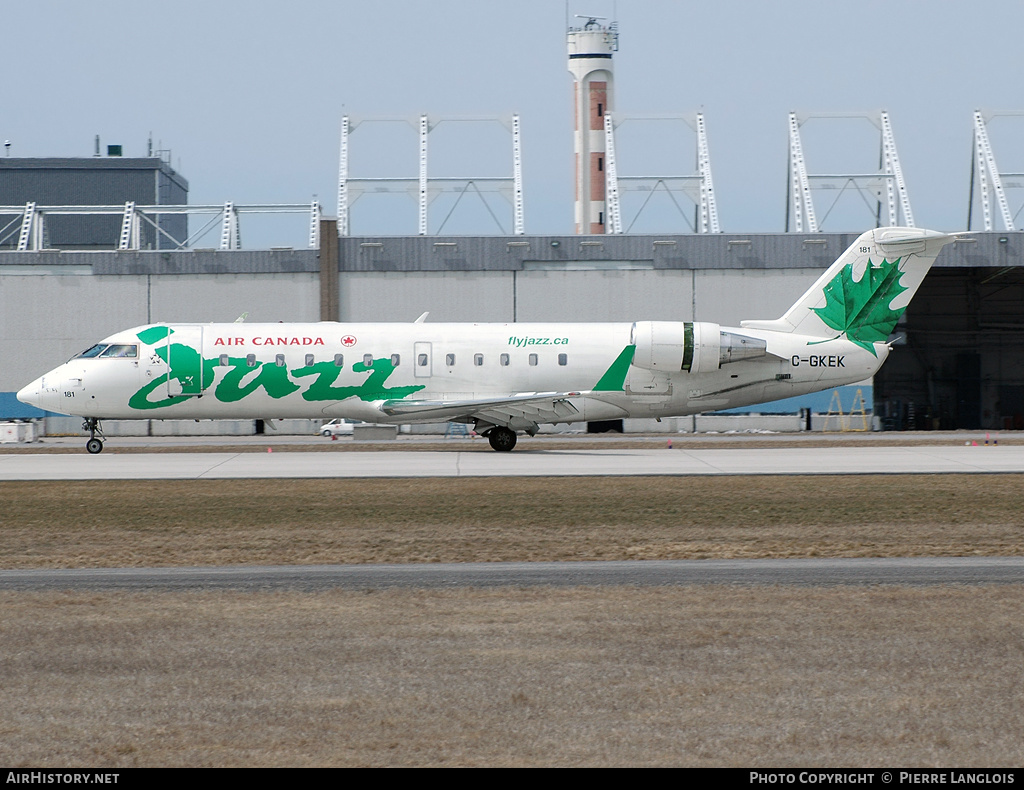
568,17 -> 617,234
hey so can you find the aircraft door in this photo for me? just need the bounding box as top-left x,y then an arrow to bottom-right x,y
165,326 -> 208,396
414,342 -> 432,378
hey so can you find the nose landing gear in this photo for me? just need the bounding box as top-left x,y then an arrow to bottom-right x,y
83,418 -> 104,454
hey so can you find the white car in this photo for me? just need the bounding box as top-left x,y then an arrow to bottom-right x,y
318,419 -> 356,437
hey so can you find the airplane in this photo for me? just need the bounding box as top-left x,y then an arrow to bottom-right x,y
17,226 -> 958,454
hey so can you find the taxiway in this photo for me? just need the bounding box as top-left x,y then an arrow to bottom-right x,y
3,557 -> 1023,592
1,443 -> 1022,480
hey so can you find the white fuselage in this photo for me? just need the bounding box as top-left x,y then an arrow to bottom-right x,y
18,320 -> 884,428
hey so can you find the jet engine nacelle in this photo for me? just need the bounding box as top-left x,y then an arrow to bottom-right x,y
631,321 -> 767,375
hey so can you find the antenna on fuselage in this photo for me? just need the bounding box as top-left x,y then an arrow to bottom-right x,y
414,311 -> 429,323
234,312 -> 249,323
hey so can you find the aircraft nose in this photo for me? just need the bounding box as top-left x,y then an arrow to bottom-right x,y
17,378 -> 43,409
17,381 -> 41,411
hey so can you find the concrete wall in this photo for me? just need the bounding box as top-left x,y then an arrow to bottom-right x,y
340,271 -> 514,322
148,273 -> 319,324
0,273 -> 149,387
516,269 -> 692,322
1,259 -> 319,390
692,269 -> 811,326
338,268 -> 814,326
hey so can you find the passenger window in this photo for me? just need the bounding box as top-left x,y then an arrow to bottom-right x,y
474,353 -> 484,366
500,353 -> 510,366
363,353 -> 373,366
246,354 -> 256,367
305,353 -> 315,366
334,354 -> 344,367
219,354 -> 229,366
391,353 -> 401,367
529,354 -> 538,366
418,354 -> 428,367
446,353 -> 456,366
275,354 -> 285,368
558,353 -> 568,366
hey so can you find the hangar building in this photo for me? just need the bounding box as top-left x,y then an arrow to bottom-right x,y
1,223 -> 1022,433
0,155 -> 188,251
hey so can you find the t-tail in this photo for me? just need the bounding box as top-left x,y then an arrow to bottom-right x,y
741,227 -> 959,355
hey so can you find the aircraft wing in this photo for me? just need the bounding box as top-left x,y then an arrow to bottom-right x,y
379,391 -> 586,428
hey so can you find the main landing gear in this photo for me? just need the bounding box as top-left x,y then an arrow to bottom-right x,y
83,418 -> 104,454
486,426 -> 517,452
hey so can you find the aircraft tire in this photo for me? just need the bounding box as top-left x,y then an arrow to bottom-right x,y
487,427 -> 517,452
86,438 -> 104,455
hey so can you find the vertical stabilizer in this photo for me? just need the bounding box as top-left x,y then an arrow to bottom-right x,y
741,227 -> 957,352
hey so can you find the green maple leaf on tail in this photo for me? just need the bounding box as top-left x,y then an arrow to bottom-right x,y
810,257 -> 907,357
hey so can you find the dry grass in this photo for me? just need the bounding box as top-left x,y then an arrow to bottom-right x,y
4,473 -> 1023,767
2,475 -> 1023,568
1,586 -> 1022,767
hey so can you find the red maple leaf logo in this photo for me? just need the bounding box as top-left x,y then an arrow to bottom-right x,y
341,335 -> 357,347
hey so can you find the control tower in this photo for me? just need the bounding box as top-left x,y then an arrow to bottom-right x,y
568,17 -> 618,234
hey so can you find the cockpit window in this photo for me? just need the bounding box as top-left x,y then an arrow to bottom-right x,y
77,344 -> 108,358
98,344 -> 138,358
76,343 -> 139,359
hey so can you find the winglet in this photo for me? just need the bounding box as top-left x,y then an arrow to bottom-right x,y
593,345 -> 635,391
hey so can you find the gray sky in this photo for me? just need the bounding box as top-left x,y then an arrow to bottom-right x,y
5,0 -> 1023,243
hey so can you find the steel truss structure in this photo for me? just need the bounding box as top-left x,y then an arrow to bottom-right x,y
0,202 -> 322,251
337,114 -> 524,237
969,111 -> 1024,232
786,111 -> 914,232
602,112 -> 720,234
